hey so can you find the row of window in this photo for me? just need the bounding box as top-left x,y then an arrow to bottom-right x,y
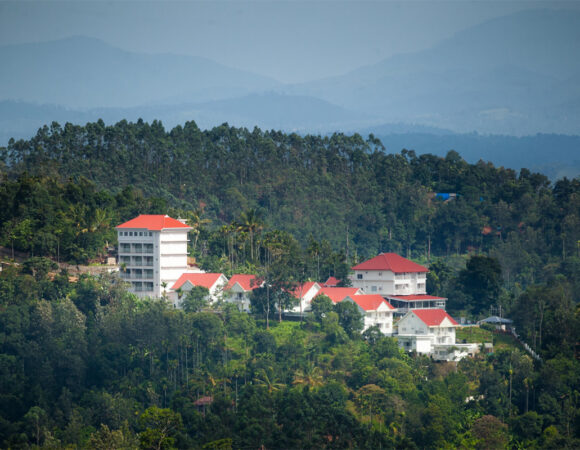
120,268 -> 154,280
119,255 -> 154,266
120,231 -> 153,237
131,281 -> 154,292
119,243 -> 154,254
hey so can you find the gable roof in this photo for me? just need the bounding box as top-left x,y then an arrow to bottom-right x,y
317,287 -> 361,304
172,273 -> 226,291
412,309 -> 458,327
323,276 -> 341,287
347,294 -> 395,311
351,253 -> 428,273
226,274 -> 263,291
117,215 -> 191,231
290,282 -> 321,299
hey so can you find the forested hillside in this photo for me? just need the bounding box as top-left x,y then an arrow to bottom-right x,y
3,120 -> 579,260
0,119 -> 579,448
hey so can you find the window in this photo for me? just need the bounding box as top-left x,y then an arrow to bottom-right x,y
371,286 -> 377,292
139,232 -> 143,236
357,274 -> 363,280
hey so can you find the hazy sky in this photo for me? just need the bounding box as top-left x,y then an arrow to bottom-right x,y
1,1 -> 579,83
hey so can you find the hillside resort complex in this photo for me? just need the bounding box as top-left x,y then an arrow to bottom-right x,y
117,214 -> 480,361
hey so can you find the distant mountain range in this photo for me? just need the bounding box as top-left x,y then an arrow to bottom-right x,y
1,9 -> 579,178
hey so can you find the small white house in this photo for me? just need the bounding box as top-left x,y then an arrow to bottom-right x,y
171,272 -> 228,306
397,309 -> 466,360
289,282 -> 322,313
343,294 -> 396,335
224,274 -> 263,312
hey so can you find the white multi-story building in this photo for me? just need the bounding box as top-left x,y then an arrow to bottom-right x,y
117,215 -> 191,299
350,253 -> 446,312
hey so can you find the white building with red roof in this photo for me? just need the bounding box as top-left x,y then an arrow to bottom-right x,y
224,274 -> 263,312
350,253 -> 446,313
343,294 -> 396,335
171,273 -> 228,305
288,282 -> 322,313
396,309 -> 477,361
117,214 -> 192,300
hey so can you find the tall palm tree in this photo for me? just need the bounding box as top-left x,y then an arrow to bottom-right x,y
236,209 -> 264,261
185,208 -> 211,254
292,362 -> 324,390
254,368 -> 285,394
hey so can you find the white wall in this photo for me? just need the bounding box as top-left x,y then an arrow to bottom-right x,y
350,270 -> 427,295
119,227 -> 190,299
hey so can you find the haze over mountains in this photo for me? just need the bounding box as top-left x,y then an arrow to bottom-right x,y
1,8 -> 579,178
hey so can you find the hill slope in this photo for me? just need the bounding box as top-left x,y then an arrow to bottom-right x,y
0,36 -> 280,108
286,9 -> 580,135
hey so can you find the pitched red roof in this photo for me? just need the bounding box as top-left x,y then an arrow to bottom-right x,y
290,282 -> 321,299
226,274 -> 262,291
351,253 -> 428,273
172,273 -> 225,291
348,294 -> 394,311
117,215 -> 191,231
386,295 -> 447,301
323,276 -> 341,287
412,309 -> 458,326
317,287 -> 361,304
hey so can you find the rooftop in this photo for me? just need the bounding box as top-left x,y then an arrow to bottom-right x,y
351,253 -> 428,273
117,214 -> 191,231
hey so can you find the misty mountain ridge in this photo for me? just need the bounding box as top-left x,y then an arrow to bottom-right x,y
283,9 -> 580,136
1,9 -> 579,179
0,35 -> 280,109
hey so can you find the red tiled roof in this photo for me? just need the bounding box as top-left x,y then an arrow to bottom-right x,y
351,253 -> 428,273
290,282 -> 321,299
117,215 -> 191,231
412,309 -> 458,326
323,276 -> 341,287
226,274 -> 262,291
348,294 -> 394,311
172,273 -> 225,291
386,295 -> 447,301
316,287 -> 361,304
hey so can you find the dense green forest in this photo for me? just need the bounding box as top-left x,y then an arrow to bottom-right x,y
0,119 -> 579,448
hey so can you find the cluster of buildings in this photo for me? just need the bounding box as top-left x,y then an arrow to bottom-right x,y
116,215 -> 479,361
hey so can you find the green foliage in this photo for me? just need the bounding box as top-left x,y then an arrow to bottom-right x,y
181,286 -> 209,313
139,406 -> 183,450
0,120 -> 579,448
310,294 -> 333,324
334,300 -> 364,338
0,266 -> 577,448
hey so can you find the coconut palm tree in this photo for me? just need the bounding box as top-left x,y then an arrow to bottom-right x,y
236,208 -> 264,261
254,368 -> 285,394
